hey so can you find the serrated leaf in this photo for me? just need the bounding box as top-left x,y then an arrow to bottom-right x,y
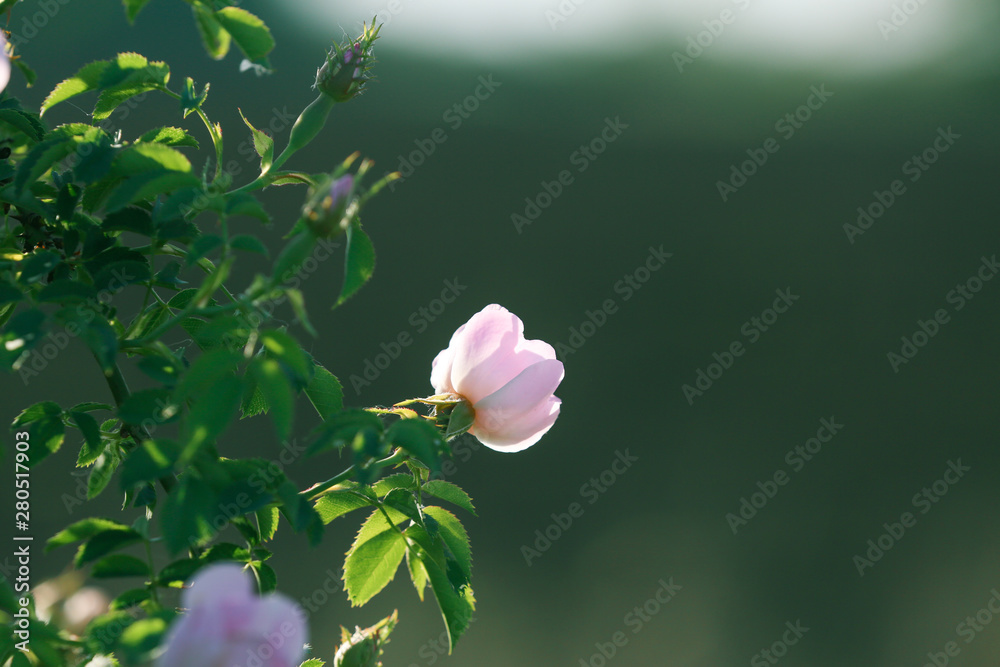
344,509 -> 407,606
47,517 -> 131,550
106,170 -> 202,212
424,506 -> 472,584
256,506 -> 280,542
238,108 -> 274,171
422,480 -> 477,516
17,250 -> 62,284
0,109 -> 45,142
192,5 -> 231,60
75,528 -> 143,566
112,142 -> 192,175
180,374 -> 244,461
404,525 -> 475,653
93,80 -> 162,121
226,192 -> 270,223
214,7 -> 275,61
41,60 -> 111,116
91,553 -> 150,578
123,0 -> 153,23
306,409 -> 383,457
250,357 -> 293,441
136,126 -> 199,148
406,547 -> 429,601
161,475 -> 218,554
335,219 -> 375,307
305,362 -> 342,419
70,411 -> 104,466
88,450 -> 122,500
314,490 -> 373,524
385,419 -> 443,473
117,615 -> 172,665
372,473 -> 416,497
230,234 -> 269,257
260,329 -> 311,382
119,439 -> 181,489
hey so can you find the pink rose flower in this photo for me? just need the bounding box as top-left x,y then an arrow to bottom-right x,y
431,304 -> 564,452
0,33 -> 10,93
157,563 -> 307,667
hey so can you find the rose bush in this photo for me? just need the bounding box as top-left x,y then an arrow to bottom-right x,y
431,304 -> 564,452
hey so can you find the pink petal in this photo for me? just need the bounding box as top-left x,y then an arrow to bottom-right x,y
430,346 -> 456,394
471,358 -> 564,451
449,305 -> 557,404
183,563 -> 253,609
156,608 -> 229,667
244,595 -> 309,667
0,35 -> 8,94
473,396 -> 561,453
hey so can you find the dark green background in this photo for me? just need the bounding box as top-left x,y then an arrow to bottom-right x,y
3,1 -> 1000,665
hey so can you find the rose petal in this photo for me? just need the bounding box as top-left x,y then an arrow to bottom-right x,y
473,396 -> 561,453
430,345 -> 456,394
450,305 -> 556,403
245,595 -> 309,666
183,563 -> 253,609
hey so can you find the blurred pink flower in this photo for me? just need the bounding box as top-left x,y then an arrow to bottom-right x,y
157,563 -> 307,667
0,33 -> 10,93
432,304 -> 564,452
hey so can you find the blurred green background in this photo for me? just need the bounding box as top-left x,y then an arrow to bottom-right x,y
3,0 -> 1000,664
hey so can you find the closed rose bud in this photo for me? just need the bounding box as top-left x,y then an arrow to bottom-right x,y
305,174 -> 354,237
431,305 -> 564,452
315,21 -> 381,103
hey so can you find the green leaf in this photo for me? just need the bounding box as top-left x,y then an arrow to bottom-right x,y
405,525 -> 476,653
406,547 -> 429,601
58,308 -> 119,374
75,528 -> 144,566
256,506 -> 280,542
174,348 -> 241,402
372,473 -> 417,497
0,309 -> 47,369
230,234 -> 270,257
161,475 -> 219,554
119,439 -> 181,489
273,230 -> 317,284
35,279 -> 96,304
137,355 -> 183,386
105,170 -> 202,212
422,480 -> 477,516
70,411 -> 104,466
91,553 -> 151,578
226,192 -> 271,223
0,109 -> 45,142
260,329 -> 311,382
238,108 -> 274,172
137,126 -> 199,148
385,419 -> 443,473
307,409 -> 384,457
113,141 -> 192,175
180,374 -> 244,461
41,61 -> 111,116
118,388 -> 179,427
86,610 -> 137,654
424,506 -> 472,584
284,288 -> 316,336
214,7 -> 275,61
344,509 -> 407,606
314,490 -> 373,524
93,80 -> 162,121
335,219 -> 375,307
249,357 -> 294,441
18,250 -> 61,284
46,517 -> 130,550
123,0 -> 154,23
299,660 -> 326,667
102,206 -> 155,236
192,5 -> 232,60
185,234 -> 224,266
110,587 -> 151,610
24,414 -> 65,468
305,362 -> 343,419
88,449 -> 122,500
117,615 -> 172,665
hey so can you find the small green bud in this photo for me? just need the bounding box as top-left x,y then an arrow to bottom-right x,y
333,610 -> 398,667
303,174 -> 354,238
316,20 -> 381,103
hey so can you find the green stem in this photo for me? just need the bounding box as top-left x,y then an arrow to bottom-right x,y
143,538 -> 161,606
302,448 -> 407,501
101,358 -> 177,492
